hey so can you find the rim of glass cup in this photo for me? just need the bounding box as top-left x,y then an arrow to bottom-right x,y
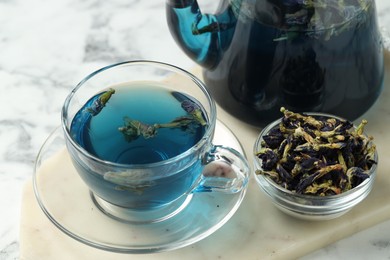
61,60 -> 217,169
253,112 -> 378,201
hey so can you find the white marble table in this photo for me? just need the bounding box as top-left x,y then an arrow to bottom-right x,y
1,0 -> 390,259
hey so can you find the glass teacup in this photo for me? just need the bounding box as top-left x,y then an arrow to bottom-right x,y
61,60 -> 250,223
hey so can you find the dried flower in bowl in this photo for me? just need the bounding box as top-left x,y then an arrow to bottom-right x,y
255,107 -> 377,196
253,108 -> 378,220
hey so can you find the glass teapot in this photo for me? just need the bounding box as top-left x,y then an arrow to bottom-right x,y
166,0 -> 384,127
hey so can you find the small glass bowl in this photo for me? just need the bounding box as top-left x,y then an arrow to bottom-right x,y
253,112 -> 378,221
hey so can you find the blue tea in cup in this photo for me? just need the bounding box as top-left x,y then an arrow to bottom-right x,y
62,61 -> 250,223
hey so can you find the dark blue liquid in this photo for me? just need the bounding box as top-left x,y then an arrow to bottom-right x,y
167,1 -> 384,126
69,84 -> 208,209
71,85 -> 205,163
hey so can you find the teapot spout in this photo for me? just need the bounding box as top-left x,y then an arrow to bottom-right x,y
166,0 -> 235,69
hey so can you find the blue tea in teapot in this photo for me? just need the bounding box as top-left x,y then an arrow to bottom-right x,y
166,0 -> 384,126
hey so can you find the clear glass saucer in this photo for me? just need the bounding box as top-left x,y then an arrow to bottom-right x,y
33,120 -> 247,253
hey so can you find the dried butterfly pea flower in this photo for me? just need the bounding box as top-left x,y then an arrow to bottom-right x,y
118,94 -> 207,142
257,148 -> 278,171
255,107 -> 377,196
262,127 -> 285,149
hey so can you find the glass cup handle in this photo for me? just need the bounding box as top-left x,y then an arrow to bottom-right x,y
193,145 -> 250,194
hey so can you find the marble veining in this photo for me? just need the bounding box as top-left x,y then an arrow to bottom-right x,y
1,0 -> 390,259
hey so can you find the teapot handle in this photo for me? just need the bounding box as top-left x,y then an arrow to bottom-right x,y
166,0 -> 236,69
